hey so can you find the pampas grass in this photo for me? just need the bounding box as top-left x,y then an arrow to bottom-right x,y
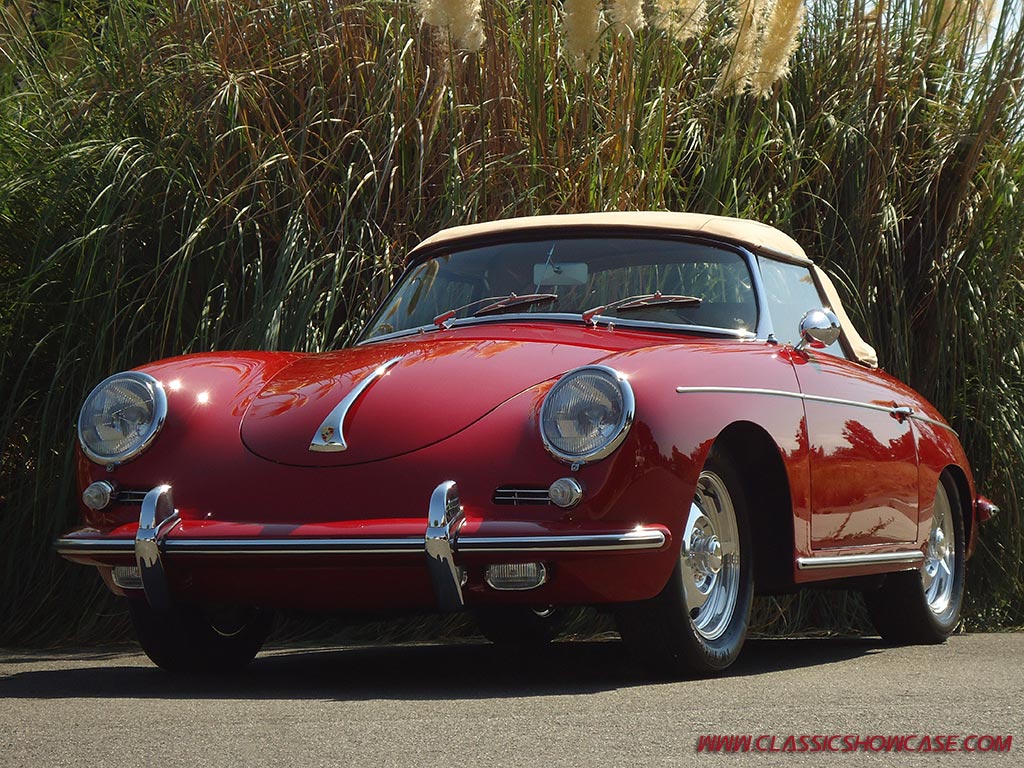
608,0 -> 646,32
563,0 -> 604,68
417,0 -> 486,50
716,0 -> 772,94
653,0 -> 708,42
752,0 -> 806,95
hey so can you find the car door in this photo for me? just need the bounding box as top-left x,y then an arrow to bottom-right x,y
759,257 -> 919,549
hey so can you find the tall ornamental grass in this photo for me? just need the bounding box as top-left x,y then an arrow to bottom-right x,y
1,0 -> 1022,645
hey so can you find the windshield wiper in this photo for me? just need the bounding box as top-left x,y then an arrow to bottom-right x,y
433,293 -> 559,330
582,292 -> 702,326
473,293 -> 558,317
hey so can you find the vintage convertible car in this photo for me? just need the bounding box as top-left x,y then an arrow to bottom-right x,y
57,212 -> 997,675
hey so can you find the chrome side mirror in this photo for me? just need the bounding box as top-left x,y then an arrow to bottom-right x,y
795,308 -> 841,351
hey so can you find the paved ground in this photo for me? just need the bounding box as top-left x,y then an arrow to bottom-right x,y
1,633 -> 1021,767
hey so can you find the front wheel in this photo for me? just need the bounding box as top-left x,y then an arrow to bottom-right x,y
616,451 -> 753,676
473,606 -> 574,648
128,598 -> 272,673
864,472 -> 965,644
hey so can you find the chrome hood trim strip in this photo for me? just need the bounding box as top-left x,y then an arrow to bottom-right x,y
308,357 -> 401,452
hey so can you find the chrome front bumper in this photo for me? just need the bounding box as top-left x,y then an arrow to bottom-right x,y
56,481 -> 668,613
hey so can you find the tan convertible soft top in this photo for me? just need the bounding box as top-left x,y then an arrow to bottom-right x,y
411,212 -> 878,368
413,211 -> 812,263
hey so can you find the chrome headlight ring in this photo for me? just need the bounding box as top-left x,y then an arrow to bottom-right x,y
77,371 -> 168,465
539,365 -> 635,466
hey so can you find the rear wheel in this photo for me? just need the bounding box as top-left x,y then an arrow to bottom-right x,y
616,450 -> 753,676
128,598 -> 272,673
865,472 -> 965,644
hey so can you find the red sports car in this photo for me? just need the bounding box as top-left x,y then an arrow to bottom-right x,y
57,212 -> 996,675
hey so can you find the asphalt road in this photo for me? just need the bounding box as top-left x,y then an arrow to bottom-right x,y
1,633 -> 1021,767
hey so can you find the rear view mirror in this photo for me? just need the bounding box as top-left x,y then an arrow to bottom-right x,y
796,308 -> 841,351
534,262 -> 588,286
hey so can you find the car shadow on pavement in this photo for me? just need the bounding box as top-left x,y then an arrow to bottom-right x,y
0,636 -> 886,701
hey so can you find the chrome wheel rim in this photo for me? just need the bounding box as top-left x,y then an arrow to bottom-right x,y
922,482 -> 956,615
682,471 -> 741,641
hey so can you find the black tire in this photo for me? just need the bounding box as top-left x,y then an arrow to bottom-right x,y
473,606 -> 572,648
128,598 -> 272,673
865,472 -> 965,644
616,450 -> 754,676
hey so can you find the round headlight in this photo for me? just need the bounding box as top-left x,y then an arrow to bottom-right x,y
540,366 -> 634,464
78,372 -> 167,464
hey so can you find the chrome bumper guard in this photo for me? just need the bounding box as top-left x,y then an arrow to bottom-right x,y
134,485 -> 180,614
425,481 -> 466,612
55,480 -> 667,613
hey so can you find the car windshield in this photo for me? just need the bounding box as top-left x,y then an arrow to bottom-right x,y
361,236 -> 757,340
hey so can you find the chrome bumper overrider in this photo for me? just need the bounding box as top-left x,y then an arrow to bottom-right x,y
55,481 -> 668,613
134,485 -> 180,614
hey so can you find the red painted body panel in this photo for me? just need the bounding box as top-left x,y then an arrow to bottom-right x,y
65,319 -> 979,611
791,351 -> 920,548
240,337 -> 606,466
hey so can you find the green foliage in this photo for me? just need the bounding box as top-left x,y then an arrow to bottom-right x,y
1,0 -> 1022,644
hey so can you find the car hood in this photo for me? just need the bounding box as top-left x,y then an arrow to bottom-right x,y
239,336 -> 606,466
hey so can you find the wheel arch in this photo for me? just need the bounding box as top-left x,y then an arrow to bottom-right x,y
940,463 -> 974,557
712,421 -> 796,594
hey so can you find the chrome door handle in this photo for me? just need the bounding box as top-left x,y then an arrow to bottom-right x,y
891,405 -> 914,421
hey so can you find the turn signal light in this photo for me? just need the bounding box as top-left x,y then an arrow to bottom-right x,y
548,477 -> 584,508
82,481 -> 116,511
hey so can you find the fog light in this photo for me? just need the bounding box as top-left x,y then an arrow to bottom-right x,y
83,481 -> 116,511
485,562 -> 549,591
111,565 -> 142,589
548,477 -> 583,508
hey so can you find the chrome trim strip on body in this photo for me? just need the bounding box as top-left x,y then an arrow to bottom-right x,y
676,386 -> 894,414
903,412 -> 956,432
55,538 -> 136,556
677,385 -> 802,399
309,357 -> 402,452
796,550 -> 925,570
674,386 -> 957,434
456,529 -> 667,553
166,539 -> 423,554
55,529 -> 668,556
